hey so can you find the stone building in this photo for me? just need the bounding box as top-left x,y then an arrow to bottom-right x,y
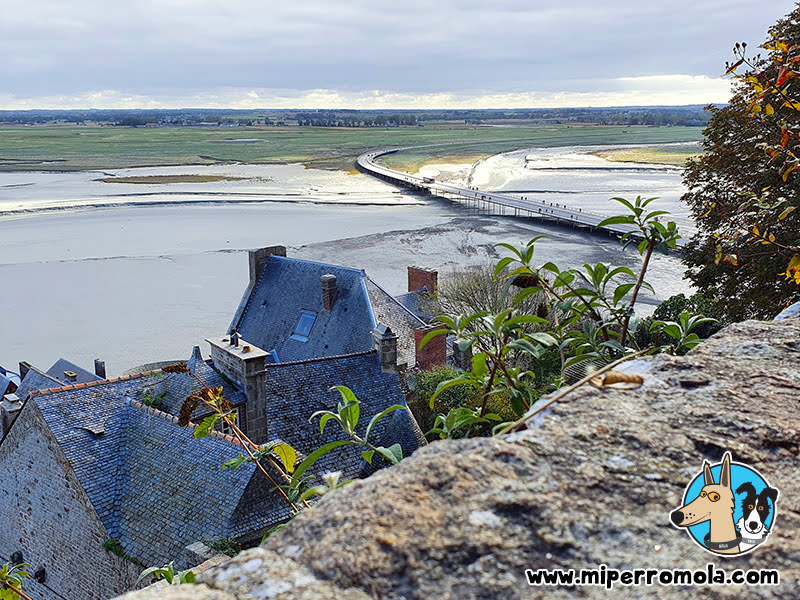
229,246 -> 446,370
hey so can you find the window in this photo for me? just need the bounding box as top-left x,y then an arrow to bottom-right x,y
290,310 -> 317,342
215,408 -> 239,436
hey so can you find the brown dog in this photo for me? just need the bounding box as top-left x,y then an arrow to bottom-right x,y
670,452 -> 740,554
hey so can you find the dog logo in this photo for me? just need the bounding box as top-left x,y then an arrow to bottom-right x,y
670,452 -> 778,556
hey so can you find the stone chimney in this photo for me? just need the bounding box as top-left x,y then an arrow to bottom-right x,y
64,371 -> 78,383
321,274 -> 338,311
414,324 -> 447,371
1,393 -> 23,438
408,266 -> 438,294
371,324 -> 398,374
94,359 -> 106,379
206,335 -> 269,444
248,245 -> 287,288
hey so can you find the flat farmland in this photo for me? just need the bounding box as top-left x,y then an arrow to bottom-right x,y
0,123 -> 704,173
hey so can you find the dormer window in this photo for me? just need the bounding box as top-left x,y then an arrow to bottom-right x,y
290,310 -> 317,342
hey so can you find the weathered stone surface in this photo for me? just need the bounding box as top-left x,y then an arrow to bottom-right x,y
117,319 -> 800,599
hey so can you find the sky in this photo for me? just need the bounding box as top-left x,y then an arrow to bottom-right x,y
0,0 -> 796,110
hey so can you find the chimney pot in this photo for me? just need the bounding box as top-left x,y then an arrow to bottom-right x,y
94,358 -> 106,379
321,273 -> 338,311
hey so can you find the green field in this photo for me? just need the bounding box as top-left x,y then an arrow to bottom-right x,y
0,122 -> 704,173
591,144 -> 702,167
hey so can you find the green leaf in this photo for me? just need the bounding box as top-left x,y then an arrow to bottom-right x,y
221,454 -> 247,470
779,206 -> 796,220
194,414 -> 221,438
289,440 -> 355,491
361,450 -> 375,464
613,283 -> 636,306
137,566 -> 166,586
417,327 -> 449,349
317,412 -> 338,435
374,443 -> 403,465
272,444 -> 297,474
364,404 -> 406,441
598,215 -> 635,227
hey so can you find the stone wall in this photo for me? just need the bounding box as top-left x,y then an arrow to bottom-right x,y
0,401 -> 141,600
115,318 -> 800,599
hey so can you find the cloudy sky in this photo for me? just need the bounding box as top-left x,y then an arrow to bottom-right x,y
1,0 -> 795,109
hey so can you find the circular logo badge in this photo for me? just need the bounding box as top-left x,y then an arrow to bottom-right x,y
670,453 -> 778,557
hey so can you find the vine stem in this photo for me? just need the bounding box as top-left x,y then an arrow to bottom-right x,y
495,347 -> 651,436
185,369 -> 310,511
620,239 -> 654,347
3,583 -> 34,600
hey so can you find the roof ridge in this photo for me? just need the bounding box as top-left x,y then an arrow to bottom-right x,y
29,369 -> 161,396
125,398 -> 244,447
263,349 -> 377,368
270,254 -> 367,276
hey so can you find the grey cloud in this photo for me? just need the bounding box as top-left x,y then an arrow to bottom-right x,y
0,0 -> 795,105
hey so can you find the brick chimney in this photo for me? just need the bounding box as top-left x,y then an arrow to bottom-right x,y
371,324 -> 398,374
248,245 -> 287,288
414,324 -> 447,371
321,274 -> 338,311
94,359 -> 106,379
206,335 -> 268,443
408,266 -> 438,294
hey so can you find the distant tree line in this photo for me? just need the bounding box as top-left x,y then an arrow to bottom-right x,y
294,112 -> 417,127
0,107 -> 710,127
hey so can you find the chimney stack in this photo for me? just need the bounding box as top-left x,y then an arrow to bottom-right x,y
414,324 -> 447,371
371,324 -> 398,374
321,274 -> 338,311
206,336 -> 269,444
1,393 -> 23,438
94,359 -> 106,379
248,245 -> 287,288
18,362 -> 31,382
408,266 -> 438,295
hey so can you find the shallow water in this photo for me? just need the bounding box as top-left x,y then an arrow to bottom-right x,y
0,150 -> 693,376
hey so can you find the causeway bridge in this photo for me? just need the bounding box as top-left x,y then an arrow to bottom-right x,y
357,147 -> 647,241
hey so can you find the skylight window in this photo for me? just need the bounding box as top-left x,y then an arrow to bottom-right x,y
290,310 -> 317,342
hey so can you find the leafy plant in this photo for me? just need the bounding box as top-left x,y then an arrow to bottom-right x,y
102,539 -> 143,566
420,196 -> 715,437
283,386 -> 408,501
427,407 -> 502,439
205,537 -> 241,558
141,390 -> 168,412
650,311 -> 718,355
683,6 -> 800,319
136,562 -> 196,586
0,563 -> 31,600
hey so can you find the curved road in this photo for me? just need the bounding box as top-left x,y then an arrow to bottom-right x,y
357,147 -> 654,242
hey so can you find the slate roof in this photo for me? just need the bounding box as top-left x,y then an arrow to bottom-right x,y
16,371 -> 289,569
394,288 -> 435,322
231,254 -> 433,369
263,350 -> 425,481
232,255 -> 377,363
365,278 -> 427,367
14,366 -> 63,398
152,347 -> 248,417
46,358 -> 103,385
